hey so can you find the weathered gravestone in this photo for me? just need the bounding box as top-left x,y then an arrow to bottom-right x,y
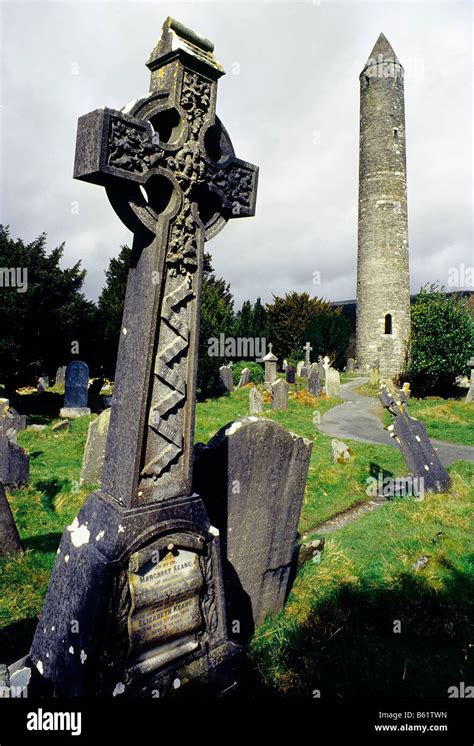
346,358 -> 355,372
0,404 -> 27,444
296,361 -> 304,378
308,367 -> 320,397
331,438 -> 352,464
219,365 -> 234,393
28,17 -> 258,698
263,343 -> 277,386
379,383 -> 451,493
325,367 -> 341,398
317,356 -> 326,383
237,367 -> 250,388
55,366 -> 66,386
80,408 -> 112,486
300,341 -> 312,378
193,417 -> 312,638
37,376 -> 50,392
466,357 -> 474,403
248,387 -> 263,414
272,378 -> 289,410
369,359 -> 380,387
285,366 -> 296,384
0,436 -> 29,557
60,361 -> 90,418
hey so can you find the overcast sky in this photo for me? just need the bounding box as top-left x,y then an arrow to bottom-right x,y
1,0 -> 472,309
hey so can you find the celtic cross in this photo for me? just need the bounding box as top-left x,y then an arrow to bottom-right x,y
74,17 -> 258,506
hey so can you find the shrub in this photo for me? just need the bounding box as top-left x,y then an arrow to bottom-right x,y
408,284 -> 473,396
231,361 -> 265,386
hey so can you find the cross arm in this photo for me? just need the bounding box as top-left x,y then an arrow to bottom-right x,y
208,156 -> 258,220
73,108 -> 163,186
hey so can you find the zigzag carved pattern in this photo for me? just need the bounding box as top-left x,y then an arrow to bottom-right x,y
141,272 -> 195,478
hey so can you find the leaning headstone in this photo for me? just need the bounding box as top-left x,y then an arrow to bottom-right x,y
466,357 -> 474,403
55,366 -> 66,386
379,384 -> 451,493
296,361 -> 304,378
325,367 -> 341,398
219,365 -> 234,393
346,358 -> 355,372
80,408 -> 111,486
0,436 -> 29,557
272,378 -> 289,410
28,17 -> 258,698
193,417 -> 312,638
285,366 -> 296,384
60,361 -> 90,418
237,367 -> 250,388
308,367 -> 321,397
248,388 -> 263,414
263,343 -> 278,385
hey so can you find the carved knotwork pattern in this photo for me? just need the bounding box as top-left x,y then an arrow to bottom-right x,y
209,164 -> 254,212
108,118 -> 163,174
181,71 -> 211,137
165,141 -> 205,275
167,198 -> 199,275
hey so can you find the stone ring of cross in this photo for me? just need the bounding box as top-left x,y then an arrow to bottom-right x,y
105,95 -> 241,243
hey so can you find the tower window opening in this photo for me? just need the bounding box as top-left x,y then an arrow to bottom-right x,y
393,128 -> 398,138
384,314 -> 392,334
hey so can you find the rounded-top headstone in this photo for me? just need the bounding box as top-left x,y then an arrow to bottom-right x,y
60,360 -> 91,417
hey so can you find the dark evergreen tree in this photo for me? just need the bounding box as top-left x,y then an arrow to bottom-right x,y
0,226 -> 97,392
97,245 -> 132,378
197,252 -> 234,398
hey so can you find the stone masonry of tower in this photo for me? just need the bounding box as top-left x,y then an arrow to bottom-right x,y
355,33 -> 411,378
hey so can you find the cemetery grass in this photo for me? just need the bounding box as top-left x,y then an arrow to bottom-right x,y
1,385 -> 471,684
250,460 -> 474,698
0,416 -> 92,662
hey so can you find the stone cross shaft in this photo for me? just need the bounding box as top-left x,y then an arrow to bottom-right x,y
74,17 -> 258,506
304,341 -> 313,364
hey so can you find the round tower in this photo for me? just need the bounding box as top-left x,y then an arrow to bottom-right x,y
355,33 -> 411,378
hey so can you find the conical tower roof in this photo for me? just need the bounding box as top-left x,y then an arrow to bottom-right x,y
362,33 -> 402,73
